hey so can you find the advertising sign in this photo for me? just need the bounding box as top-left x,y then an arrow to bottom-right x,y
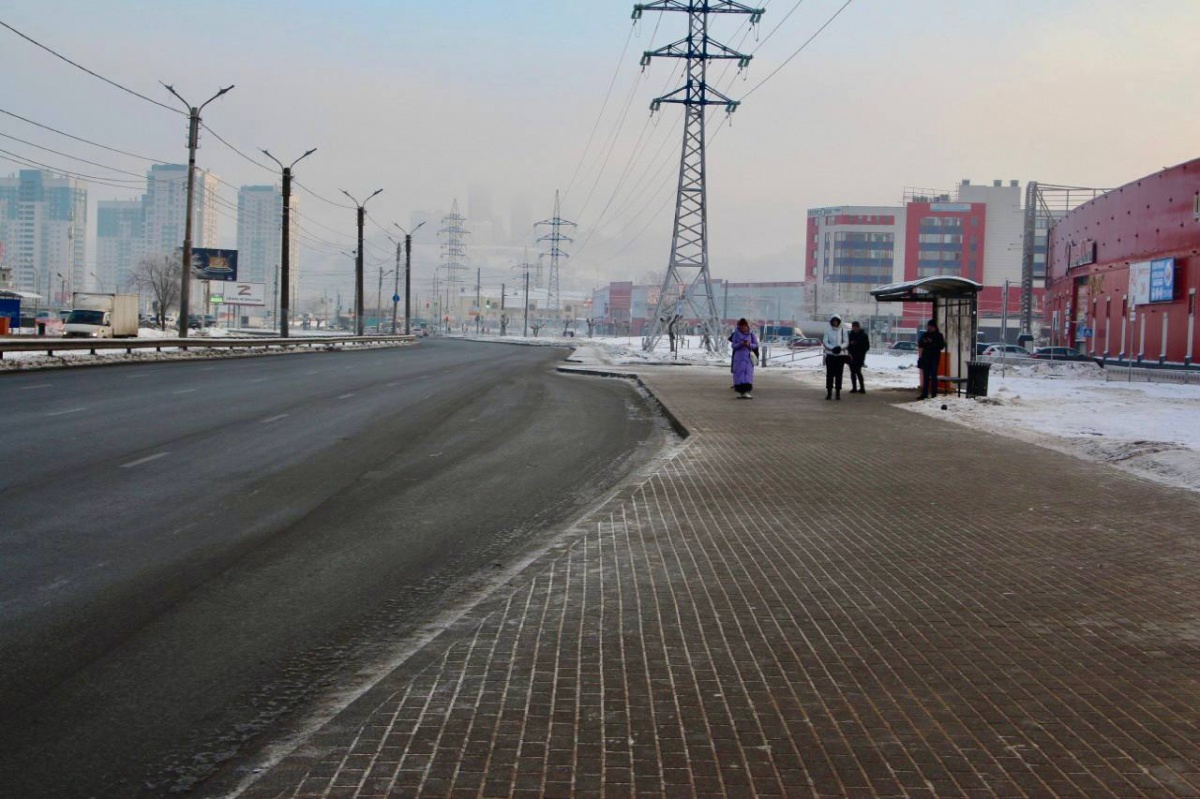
1149,258 -> 1175,303
191,248 -> 239,281
1130,258 -> 1175,306
211,281 -> 266,307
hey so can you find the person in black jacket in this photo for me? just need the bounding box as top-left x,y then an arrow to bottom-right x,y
847,321 -> 870,393
917,319 -> 946,400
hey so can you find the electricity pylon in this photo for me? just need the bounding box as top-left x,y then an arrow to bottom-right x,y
634,1 -> 763,354
439,199 -> 469,292
534,191 -> 576,321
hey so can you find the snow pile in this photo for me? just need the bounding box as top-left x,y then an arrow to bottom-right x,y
902,373 -> 1200,493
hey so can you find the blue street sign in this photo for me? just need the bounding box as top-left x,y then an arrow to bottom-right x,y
392,294 -> 400,303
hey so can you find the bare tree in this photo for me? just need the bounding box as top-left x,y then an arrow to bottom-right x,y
129,254 -> 180,329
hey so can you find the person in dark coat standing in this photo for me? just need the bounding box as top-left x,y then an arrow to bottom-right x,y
822,314 -> 850,400
728,318 -> 758,399
847,321 -> 870,393
917,318 -> 946,400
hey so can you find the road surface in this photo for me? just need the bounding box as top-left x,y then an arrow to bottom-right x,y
0,339 -> 667,797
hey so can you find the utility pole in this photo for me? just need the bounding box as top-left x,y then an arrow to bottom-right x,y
262,148 -> 316,337
161,82 -> 234,338
633,1 -> 762,354
524,266 -> 530,337
534,191 -> 576,324
390,235 -> 402,334
341,188 -> 383,335
395,221 -> 425,335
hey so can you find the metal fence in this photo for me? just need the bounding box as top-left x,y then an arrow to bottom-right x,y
0,334 -> 415,359
1103,364 -> 1200,385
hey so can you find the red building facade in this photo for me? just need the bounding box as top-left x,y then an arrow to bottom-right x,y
1044,159 -> 1200,364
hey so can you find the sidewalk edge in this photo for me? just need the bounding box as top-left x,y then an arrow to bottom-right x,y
555,366 -> 690,439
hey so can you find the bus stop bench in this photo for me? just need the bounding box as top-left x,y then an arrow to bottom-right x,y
938,375 -> 968,397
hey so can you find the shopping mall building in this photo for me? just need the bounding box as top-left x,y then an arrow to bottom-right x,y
1043,158 -> 1200,364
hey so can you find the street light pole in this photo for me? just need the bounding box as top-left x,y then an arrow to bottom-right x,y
162,82 -> 234,339
341,189 -> 382,336
262,148 -> 316,338
395,222 -> 425,336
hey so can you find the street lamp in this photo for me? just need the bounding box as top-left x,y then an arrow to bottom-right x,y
161,82 -> 235,339
89,271 -> 103,293
56,272 -> 66,306
261,148 -> 316,337
341,189 -> 383,336
394,222 -> 426,335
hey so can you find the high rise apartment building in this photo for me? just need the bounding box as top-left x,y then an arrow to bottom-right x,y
142,164 -> 219,259
0,169 -> 87,302
96,199 -> 145,293
237,184 -> 296,294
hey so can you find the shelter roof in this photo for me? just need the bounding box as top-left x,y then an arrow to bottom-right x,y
870,276 -> 982,303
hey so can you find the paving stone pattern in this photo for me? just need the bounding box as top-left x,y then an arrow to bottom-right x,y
244,368 -> 1200,798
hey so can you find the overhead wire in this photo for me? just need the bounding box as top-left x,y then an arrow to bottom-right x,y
0,18 -> 183,115
0,106 -> 172,163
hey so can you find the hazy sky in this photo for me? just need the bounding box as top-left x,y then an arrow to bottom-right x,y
3,0 -> 1198,303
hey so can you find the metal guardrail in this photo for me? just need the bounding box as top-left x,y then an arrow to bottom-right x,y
0,334 -> 416,359
1103,364 -> 1200,385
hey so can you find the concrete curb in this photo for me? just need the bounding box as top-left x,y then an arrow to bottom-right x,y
555,365 -> 691,440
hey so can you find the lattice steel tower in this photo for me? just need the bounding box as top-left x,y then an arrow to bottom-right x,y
535,191 -> 577,320
635,1 -> 763,353
439,199 -> 470,294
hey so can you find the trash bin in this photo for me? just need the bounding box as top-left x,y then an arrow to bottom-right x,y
36,321 -> 46,336
966,361 -> 991,397
0,317 -> 9,335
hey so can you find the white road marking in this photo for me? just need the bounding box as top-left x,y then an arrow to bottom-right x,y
337,393 -> 355,399
262,414 -> 289,424
126,374 -> 149,379
46,407 -> 87,417
19,384 -> 51,390
173,388 -> 198,395
120,452 -> 169,469
250,377 -> 269,383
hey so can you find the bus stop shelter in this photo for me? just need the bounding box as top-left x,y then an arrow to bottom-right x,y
870,276 -> 983,390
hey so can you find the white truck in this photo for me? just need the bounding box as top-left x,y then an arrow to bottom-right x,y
64,293 -> 140,338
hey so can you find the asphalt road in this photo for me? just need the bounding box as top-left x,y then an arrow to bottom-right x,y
0,339 -> 667,798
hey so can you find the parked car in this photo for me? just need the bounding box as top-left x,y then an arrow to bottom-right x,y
982,344 -> 1031,358
887,341 -> 917,353
1030,346 -> 1101,364
976,342 -> 994,355
787,336 -> 822,350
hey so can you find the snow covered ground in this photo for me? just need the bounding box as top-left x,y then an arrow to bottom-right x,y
559,333 -> 1200,495
4,329 -> 1199,494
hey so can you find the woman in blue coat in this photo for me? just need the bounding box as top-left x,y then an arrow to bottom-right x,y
728,318 -> 758,399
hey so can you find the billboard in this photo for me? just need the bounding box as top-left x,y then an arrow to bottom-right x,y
191,248 -> 238,281
211,281 -> 266,307
1129,258 -> 1175,306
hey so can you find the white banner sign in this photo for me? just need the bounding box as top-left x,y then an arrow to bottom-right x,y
212,281 -> 266,307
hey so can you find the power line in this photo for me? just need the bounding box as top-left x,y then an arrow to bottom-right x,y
743,0 -> 855,101
562,23 -> 637,199
0,130 -> 151,179
0,18 -> 183,115
199,123 -> 274,173
0,148 -> 144,186
0,106 -> 171,162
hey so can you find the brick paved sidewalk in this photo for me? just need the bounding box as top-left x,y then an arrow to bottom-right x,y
239,367 -> 1200,798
